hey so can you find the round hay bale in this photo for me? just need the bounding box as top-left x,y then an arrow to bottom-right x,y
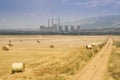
91,43 -> 96,46
12,63 -> 25,73
2,46 -> 9,51
9,40 -> 12,42
50,45 -> 54,48
20,40 -> 22,42
8,43 -> 13,47
86,44 -> 92,49
36,39 -> 40,43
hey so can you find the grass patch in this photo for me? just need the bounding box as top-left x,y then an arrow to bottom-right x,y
105,41 -> 120,80
114,41 -> 120,47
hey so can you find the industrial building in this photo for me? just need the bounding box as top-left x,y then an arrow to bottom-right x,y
64,25 -> 69,32
77,25 -> 81,31
40,18 -> 80,33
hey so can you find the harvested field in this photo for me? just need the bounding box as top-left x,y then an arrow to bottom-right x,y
0,35 -> 107,80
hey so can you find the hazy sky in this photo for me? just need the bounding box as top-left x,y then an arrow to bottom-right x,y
0,0 -> 120,29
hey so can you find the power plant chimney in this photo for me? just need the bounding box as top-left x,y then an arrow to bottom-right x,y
58,18 -> 60,27
52,18 -> 54,27
48,19 -> 50,27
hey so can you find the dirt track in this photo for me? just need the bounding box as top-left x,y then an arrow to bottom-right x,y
74,38 -> 113,80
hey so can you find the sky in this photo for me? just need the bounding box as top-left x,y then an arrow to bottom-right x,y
0,0 -> 120,29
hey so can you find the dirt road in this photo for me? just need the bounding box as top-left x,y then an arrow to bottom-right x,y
74,38 -> 113,80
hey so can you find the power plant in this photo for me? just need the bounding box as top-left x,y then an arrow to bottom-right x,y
40,18 -> 81,33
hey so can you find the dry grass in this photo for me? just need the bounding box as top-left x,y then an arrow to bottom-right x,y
3,45 -> 103,80
104,36 -> 120,80
0,35 -> 107,80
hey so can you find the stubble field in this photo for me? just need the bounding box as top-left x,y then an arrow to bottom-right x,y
0,35 -> 107,80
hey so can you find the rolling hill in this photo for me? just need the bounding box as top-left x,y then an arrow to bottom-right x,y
65,15 -> 120,29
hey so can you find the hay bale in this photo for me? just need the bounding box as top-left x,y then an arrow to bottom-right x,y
8,43 -> 13,47
9,40 -> 12,42
12,63 -> 25,73
50,45 -> 54,48
2,46 -> 9,51
86,44 -> 92,49
36,39 -> 40,43
91,43 -> 96,46
20,40 -> 22,42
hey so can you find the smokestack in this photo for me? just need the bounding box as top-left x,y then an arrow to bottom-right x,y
58,18 -> 60,27
48,19 -> 50,27
52,18 -> 53,27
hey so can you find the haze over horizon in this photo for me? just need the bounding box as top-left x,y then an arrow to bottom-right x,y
0,0 -> 120,30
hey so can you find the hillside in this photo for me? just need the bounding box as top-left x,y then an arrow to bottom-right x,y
65,15 -> 120,29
